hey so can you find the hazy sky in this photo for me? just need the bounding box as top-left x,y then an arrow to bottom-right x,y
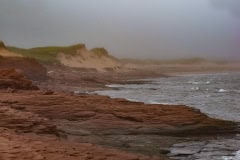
0,0 -> 239,60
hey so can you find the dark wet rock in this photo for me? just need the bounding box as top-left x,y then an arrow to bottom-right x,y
172,141 -> 207,148
159,148 -> 170,154
6,88 -> 16,93
10,105 -> 26,110
169,136 -> 240,160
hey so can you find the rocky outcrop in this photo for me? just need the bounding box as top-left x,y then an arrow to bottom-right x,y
0,90 -> 166,159
0,106 -> 57,134
7,92 -> 236,136
0,41 -> 47,81
0,57 -> 47,81
0,68 -> 39,90
168,136 -> 240,159
0,128 -> 159,160
0,90 -> 238,158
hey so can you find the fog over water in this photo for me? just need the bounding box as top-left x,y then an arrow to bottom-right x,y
0,0 -> 239,59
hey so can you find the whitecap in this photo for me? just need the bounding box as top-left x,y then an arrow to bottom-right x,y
148,100 -> 161,104
218,89 -> 228,93
148,100 -> 174,105
126,98 -> 138,102
206,81 -> 210,84
105,84 -> 121,88
191,87 -> 199,90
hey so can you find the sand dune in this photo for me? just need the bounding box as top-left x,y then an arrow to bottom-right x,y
58,47 -> 121,71
0,41 -> 22,57
6,41 -> 121,71
0,49 -> 22,57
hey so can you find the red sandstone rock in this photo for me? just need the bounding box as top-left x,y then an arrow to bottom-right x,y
0,90 -> 238,159
0,128 -> 158,160
0,105 -> 58,135
0,91 -> 237,136
0,68 -> 39,90
0,56 -> 47,81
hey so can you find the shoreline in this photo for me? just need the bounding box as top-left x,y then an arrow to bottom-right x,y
0,89 -> 239,159
93,71 -> 240,117
0,66 -> 240,159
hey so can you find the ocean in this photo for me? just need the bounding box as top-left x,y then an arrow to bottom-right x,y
95,72 -> 240,160
95,72 -> 240,122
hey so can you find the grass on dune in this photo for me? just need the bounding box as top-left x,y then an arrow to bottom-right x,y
7,44 -> 85,62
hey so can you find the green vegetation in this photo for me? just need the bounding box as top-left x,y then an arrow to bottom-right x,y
7,44 -> 85,62
91,48 -> 109,57
91,48 -> 118,61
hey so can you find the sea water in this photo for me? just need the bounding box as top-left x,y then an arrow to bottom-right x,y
94,72 -> 240,160
96,72 -> 240,122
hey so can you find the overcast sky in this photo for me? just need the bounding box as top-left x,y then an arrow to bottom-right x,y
0,0 -> 239,60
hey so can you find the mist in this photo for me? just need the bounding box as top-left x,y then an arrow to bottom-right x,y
210,0 -> 240,18
0,0 -> 239,60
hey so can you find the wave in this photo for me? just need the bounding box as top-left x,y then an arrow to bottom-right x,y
217,89 -> 240,94
234,90 -> 240,93
206,81 -> 211,84
188,81 -> 200,85
126,98 -> 139,102
222,150 -> 240,160
188,81 -> 211,85
105,84 -> 122,88
148,100 -> 176,105
191,87 -> 199,90
218,89 -> 228,93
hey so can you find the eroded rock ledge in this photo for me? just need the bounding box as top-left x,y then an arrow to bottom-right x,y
0,68 -> 239,159
0,68 -> 39,90
0,89 -> 238,159
2,91 -> 237,136
0,128 -> 158,160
